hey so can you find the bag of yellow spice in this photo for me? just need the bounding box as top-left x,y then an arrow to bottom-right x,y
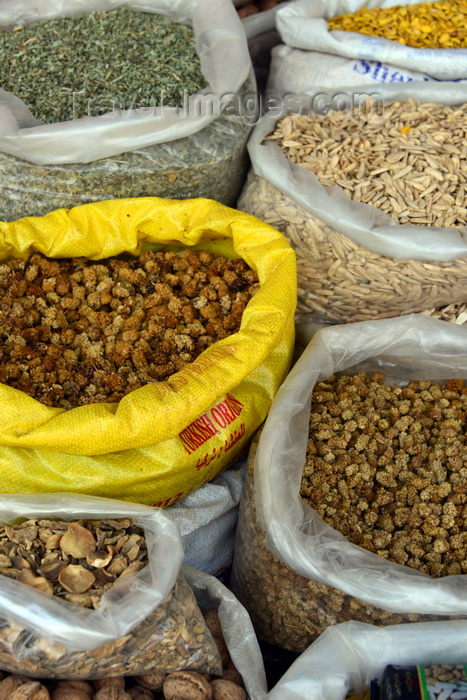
273,0 -> 467,85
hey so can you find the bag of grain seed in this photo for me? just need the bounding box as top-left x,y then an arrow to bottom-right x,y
267,619 -> 467,700
0,196 -> 296,506
273,0 -> 467,84
0,0 -> 256,221
230,314 -> 467,653
0,492 -> 224,679
238,81 -> 467,324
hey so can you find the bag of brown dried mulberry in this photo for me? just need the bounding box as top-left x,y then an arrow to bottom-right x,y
231,314 -> 467,653
0,196 -> 296,505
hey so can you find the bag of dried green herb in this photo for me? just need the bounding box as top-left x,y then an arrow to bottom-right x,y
0,0 -> 256,220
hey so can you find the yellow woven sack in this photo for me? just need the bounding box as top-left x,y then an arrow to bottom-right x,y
0,197 -> 296,505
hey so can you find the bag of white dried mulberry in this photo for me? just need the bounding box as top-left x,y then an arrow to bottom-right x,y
231,314 -> 467,652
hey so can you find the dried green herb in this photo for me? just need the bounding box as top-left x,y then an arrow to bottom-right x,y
1,7 -> 206,123
0,73 -> 256,221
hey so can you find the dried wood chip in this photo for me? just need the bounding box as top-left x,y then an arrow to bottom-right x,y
58,565 -> 96,594
60,523 -> 97,559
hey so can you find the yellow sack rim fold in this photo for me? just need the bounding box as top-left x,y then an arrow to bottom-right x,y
0,197 -> 296,454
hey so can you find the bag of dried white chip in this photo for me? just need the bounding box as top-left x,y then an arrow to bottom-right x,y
0,494 -> 223,679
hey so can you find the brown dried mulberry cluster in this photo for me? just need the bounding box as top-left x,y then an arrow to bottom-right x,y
0,249 -> 259,409
301,373 -> 467,577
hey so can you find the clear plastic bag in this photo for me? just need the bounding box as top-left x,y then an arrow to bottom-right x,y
231,315 -> 467,652
0,493 -> 222,679
0,0 -> 255,219
185,565 -> 268,700
267,619 -> 467,700
0,564 -> 268,698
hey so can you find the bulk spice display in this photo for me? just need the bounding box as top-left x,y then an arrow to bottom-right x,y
327,0 -> 467,49
0,8 -> 206,123
265,100 -> 467,228
4,3 -> 467,700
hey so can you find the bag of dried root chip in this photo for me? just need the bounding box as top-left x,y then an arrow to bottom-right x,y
0,493 -> 223,679
230,314 -> 467,653
0,196 -> 296,505
238,81 -> 467,324
268,619 -> 467,700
